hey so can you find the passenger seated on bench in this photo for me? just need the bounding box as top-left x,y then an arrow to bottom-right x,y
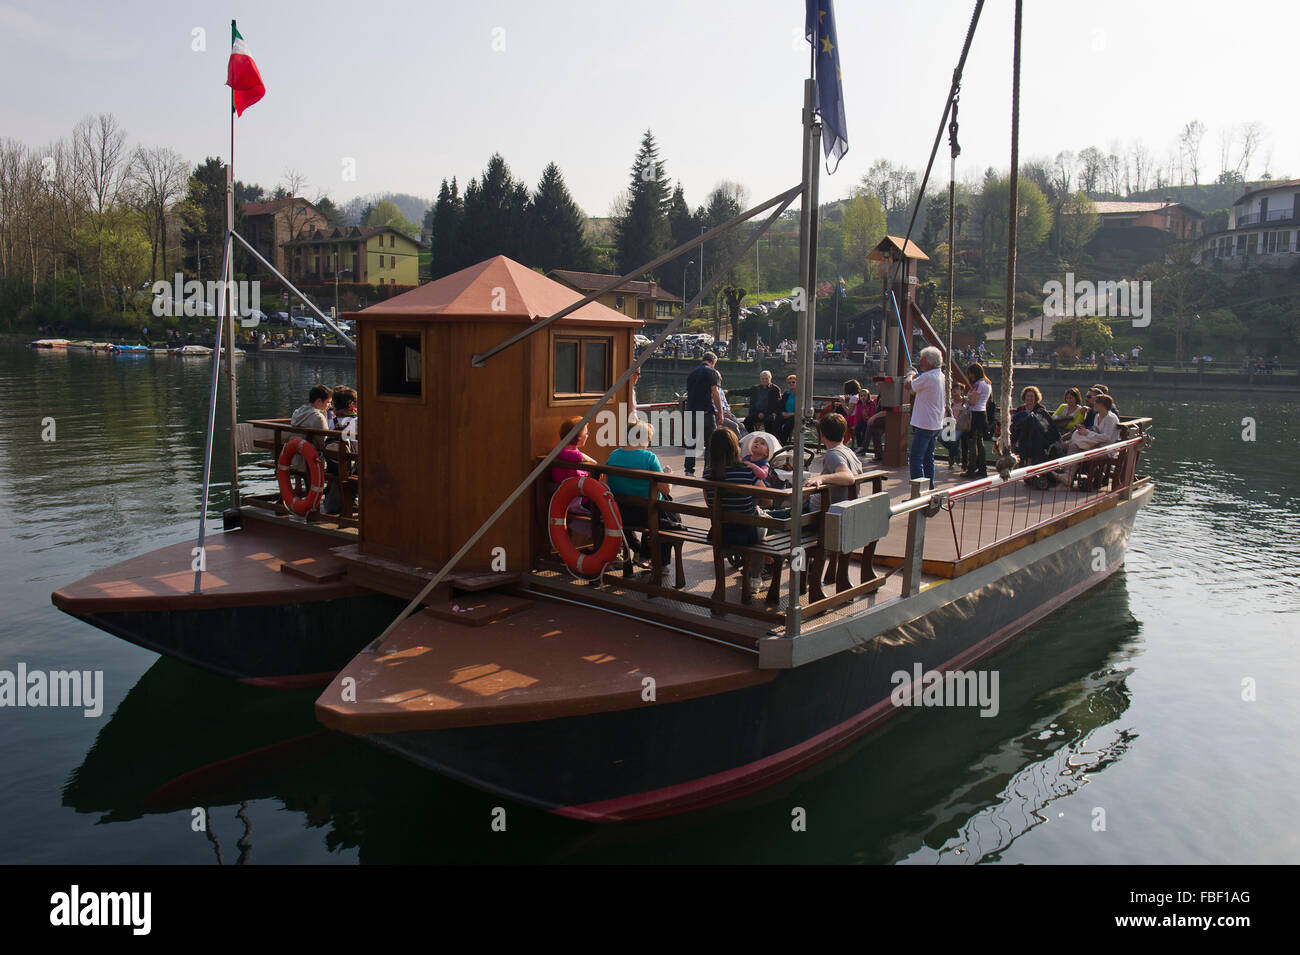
290,385 -> 332,450
552,416 -> 596,509
1060,393 -> 1119,486
802,412 -> 864,512
606,421 -> 681,567
321,386 -> 358,515
288,384 -> 332,474
703,429 -> 769,587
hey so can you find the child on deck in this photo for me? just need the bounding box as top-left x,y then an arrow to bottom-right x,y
740,432 -> 782,489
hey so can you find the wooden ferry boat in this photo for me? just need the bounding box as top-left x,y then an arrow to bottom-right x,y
51,1 -> 1153,820
52,247 -> 1153,817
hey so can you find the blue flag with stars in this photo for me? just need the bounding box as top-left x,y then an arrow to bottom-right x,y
805,0 -> 848,172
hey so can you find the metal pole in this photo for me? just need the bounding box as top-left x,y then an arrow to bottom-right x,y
787,76 -> 822,639
997,0 -> 1023,473
193,231 -> 231,593
225,165 -> 239,508
230,230 -> 355,349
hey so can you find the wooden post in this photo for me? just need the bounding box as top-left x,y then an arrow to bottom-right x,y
901,477 -> 928,597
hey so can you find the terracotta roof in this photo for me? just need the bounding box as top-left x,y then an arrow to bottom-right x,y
1092,200 -> 1203,217
867,235 -> 929,261
244,197 -> 319,217
283,225 -> 424,248
357,255 -> 640,326
1233,178 -> 1300,205
548,270 -> 682,303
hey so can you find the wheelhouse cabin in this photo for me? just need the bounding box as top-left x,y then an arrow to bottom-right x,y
350,255 -> 641,571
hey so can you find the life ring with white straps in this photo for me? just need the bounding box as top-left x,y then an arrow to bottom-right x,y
277,436 -> 325,515
548,476 -> 624,576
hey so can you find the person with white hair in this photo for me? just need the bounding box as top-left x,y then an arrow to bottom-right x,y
903,345 -> 947,489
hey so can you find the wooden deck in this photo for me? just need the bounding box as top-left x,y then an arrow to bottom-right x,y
315,599 -> 772,733
52,517 -> 363,614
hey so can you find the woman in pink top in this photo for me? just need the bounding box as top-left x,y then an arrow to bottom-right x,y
552,416 -> 597,513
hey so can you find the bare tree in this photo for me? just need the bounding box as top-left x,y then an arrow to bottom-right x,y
1077,146 -> 1104,193
1217,126 -> 1234,180
127,146 -> 189,282
1129,141 -> 1151,194
74,114 -> 127,214
1179,120 -> 1205,185
1234,121 -> 1265,179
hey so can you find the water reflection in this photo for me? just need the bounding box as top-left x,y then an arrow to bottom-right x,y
63,575 -> 1142,864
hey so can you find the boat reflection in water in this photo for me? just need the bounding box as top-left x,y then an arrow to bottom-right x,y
62,573 -> 1141,863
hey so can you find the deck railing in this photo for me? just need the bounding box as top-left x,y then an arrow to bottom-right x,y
911,420 -> 1150,569
533,458 -> 889,625
244,418 -> 360,525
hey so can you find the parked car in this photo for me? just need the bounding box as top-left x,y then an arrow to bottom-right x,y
291,316 -> 325,330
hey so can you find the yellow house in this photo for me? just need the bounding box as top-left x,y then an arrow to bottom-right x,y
548,269 -> 681,331
285,225 -> 424,287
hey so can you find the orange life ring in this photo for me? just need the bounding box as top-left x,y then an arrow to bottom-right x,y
548,476 -> 624,576
277,437 -> 325,515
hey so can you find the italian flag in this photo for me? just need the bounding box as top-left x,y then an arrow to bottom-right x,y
226,22 -> 265,116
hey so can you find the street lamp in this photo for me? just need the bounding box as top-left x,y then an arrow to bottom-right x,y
334,268 -> 352,322
682,260 -> 694,313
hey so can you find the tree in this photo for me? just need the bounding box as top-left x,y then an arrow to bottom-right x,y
428,177 -> 463,278
665,182 -> 696,299
613,130 -> 671,277
1148,238 -> 1201,366
1052,314 -> 1113,354
840,193 -> 885,287
126,145 -> 189,282
366,199 -> 419,237
1077,146 -> 1105,193
1179,121 -> 1206,186
977,176 -> 1050,278
1059,191 -> 1099,259
459,153 -> 531,265
180,158 -> 228,282
527,162 -> 595,272
699,183 -> 745,290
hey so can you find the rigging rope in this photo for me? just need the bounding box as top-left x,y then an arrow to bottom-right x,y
896,0 -> 984,383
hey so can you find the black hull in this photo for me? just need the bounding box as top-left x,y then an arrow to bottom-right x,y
77,593 -> 406,687
362,488 -> 1149,820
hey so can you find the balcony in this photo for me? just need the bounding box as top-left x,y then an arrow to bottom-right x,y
1234,208 -> 1296,229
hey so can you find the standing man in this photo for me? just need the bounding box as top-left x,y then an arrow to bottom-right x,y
903,346 -> 946,489
683,351 -> 723,476
744,370 -> 783,434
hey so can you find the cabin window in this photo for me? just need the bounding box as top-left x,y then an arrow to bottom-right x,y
553,335 -> 611,398
377,332 -> 422,397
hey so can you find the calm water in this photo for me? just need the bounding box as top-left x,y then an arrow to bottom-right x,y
1,344 -> 1296,863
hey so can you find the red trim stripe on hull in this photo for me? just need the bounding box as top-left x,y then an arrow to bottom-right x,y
555,560 -> 1121,822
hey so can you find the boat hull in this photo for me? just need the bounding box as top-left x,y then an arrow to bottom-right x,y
350,483 -> 1151,821
76,593 -> 406,688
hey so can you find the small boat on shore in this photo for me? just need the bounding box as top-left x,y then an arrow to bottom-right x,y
29,338 -> 70,348
169,344 -> 213,356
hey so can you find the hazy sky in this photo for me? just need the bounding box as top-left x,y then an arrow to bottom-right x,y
2,0 -> 1295,216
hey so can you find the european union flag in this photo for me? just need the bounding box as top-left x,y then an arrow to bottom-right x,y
805,0 -> 848,172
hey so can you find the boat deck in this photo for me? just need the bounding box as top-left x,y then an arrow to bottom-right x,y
525,445 -> 1116,645
52,516 -> 363,615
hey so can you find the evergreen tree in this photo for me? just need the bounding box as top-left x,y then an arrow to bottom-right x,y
429,177 -> 463,278
180,157 -> 246,280
699,184 -> 743,288
460,153 -> 530,266
664,182 -> 696,299
613,130 -> 671,277
528,162 -> 595,272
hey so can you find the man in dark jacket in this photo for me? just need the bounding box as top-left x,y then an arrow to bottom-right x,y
743,370 -> 783,435
683,352 -> 723,476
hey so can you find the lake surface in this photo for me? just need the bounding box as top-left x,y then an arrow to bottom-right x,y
1,344 -> 1296,863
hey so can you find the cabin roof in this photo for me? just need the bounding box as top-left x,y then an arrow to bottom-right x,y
355,255 -> 641,326
867,235 -> 930,262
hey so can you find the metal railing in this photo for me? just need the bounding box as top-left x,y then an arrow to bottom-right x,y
895,435 -> 1146,563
